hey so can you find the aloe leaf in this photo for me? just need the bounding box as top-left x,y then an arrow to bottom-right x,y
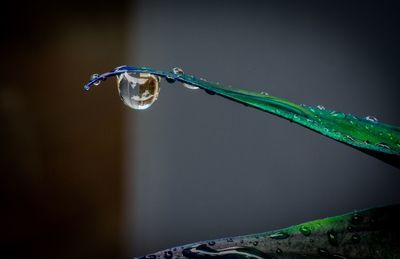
83,66 -> 400,168
136,204 -> 400,259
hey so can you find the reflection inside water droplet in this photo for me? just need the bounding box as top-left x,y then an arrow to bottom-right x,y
117,72 -> 160,110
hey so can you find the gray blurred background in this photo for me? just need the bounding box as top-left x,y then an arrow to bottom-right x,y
126,0 -> 400,256
1,1 -> 400,259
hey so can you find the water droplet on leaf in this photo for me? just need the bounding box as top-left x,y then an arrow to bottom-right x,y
317,105 -> 325,110
377,142 -> 390,149
276,248 -> 282,254
269,231 -> 289,239
91,74 -> 101,86
352,234 -> 360,243
172,67 -> 184,75
208,241 -> 216,246
299,225 -> 311,236
327,230 -> 338,246
365,116 -> 378,123
117,72 -> 160,110
351,213 -> 362,224
318,248 -> 329,256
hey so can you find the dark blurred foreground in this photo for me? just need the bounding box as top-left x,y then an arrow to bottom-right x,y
1,2 -> 131,258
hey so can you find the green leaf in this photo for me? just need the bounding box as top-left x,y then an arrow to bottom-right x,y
136,204 -> 400,259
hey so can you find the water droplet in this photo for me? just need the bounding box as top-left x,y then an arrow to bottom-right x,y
317,105 -> 325,110
172,67 -> 184,75
260,91 -> 269,96
90,74 -> 101,86
347,226 -> 354,232
377,142 -> 390,149
164,251 -> 173,259
253,241 -> 258,246
351,213 -> 362,224
269,231 -> 289,240
183,83 -> 199,90
299,225 -> 311,236
117,72 -> 160,110
330,111 -> 345,118
318,248 -> 329,256
332,254 -> 348,259
351,234 -> 360,243
365,116 -> 378,123
144,255 -> 156,259
363,140 -> 371,145
276,248 -> 282,254
226,238 -> 233,242
208,241 -> 216,246
327,230 -> 338,246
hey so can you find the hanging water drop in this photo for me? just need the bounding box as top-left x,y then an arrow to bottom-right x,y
171,67 -> 199,89
347,226 -> 354,232
117,72 -> 160,110
365,116 -> 378,123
